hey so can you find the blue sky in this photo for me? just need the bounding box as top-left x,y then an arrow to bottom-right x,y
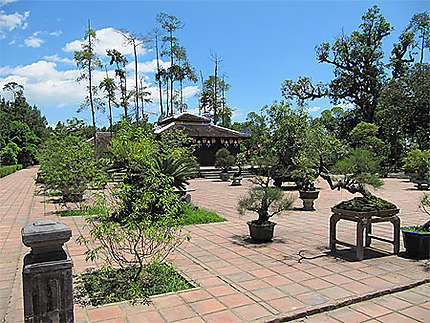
0,0 -> 428,127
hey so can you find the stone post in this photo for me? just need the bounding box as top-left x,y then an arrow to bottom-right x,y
22,220 -> 74,323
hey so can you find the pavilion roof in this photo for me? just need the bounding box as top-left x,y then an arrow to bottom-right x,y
155,122 -> 250,138
158,112 -> 210,126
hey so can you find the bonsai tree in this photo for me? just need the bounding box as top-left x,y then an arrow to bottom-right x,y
215,148 -> 235,172
418,193 -> 430,232
237,155 -> 295,241
234,152 -> 247,177
291,154 -> 318,191
320,148 -> 397,211
402,145 -> 430,181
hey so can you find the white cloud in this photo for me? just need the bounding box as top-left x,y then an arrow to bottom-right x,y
43,54 -> 74,64
8,39 -> 14,44
0,10 -> 29,37
49,30 -> 62,37
307,106 -> 321,112
0,0 -> 18,7
0,59 -> 198,114
24,35 -> 43,47
63,27 -> 147,57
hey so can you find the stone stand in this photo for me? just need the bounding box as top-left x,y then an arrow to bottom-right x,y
22,220 -> 74,323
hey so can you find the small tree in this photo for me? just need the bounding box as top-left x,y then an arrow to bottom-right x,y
1,142 -> 19,165
237,155 -> 294,224
78,121 -> 187,281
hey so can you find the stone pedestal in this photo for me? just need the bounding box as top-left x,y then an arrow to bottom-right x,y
22,220 -> 74,323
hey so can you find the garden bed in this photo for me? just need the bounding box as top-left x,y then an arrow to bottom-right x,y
74,262 -> 193,306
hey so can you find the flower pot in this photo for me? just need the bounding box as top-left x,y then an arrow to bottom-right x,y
401,227 -> 430,259
247,221 -> 276,242
220,171 -> 230,181
231,176 -> 242,186
299,190 -> 319,211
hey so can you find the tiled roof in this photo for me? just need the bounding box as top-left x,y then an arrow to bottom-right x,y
158,112 -> 210,126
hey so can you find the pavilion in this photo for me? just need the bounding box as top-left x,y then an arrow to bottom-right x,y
155,112 -> 250,166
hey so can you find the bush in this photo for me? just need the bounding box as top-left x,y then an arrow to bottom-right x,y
1,142 -> 20,165
0,164 -> 22,178
78,121 -> 187,282
215,148 -> 235,171
403,146 -> 430,180
39,134 -> 98,202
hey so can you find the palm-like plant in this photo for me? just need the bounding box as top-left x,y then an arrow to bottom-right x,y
154,155 -> 196,190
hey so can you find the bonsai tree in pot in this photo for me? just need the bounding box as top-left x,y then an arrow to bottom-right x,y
292,153 -> 320,211
237,155 -> 295,242
402,145 -> 430,190
232,152 -> 247,186
215,148 -> 235,181
320,148 -> 398,215
401,193 -> 430,259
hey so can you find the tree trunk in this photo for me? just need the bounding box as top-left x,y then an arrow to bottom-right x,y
155,34 -> 163,117
88,21 -> 97,156
133,40 -> 139,122
214,58 -> 218,124
169,30 -> 174,115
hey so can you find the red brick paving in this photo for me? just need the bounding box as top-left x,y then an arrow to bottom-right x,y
0,168 -> 429,322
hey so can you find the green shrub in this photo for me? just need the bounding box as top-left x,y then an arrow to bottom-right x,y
1,142 -> 20,165
39,134 -> 98,202
215,148 -> 235,171
403,146 -> 430,180
0,164 -> 23,178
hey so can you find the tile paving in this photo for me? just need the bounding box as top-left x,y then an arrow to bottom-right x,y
0,167 -> 429,322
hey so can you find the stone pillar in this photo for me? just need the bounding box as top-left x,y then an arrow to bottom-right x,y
21,220 -> 74,323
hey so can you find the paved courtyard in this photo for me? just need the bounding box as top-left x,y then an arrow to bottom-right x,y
0,167 -> 429,322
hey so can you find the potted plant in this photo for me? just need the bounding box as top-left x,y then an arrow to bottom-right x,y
402,146 -> 430,190
232,152 -> 246,186
292,155 -> 320,211
237,156 -> 295,242
320,148 -> 399,216
401,193 -> 430,259
215,148 -> 235,181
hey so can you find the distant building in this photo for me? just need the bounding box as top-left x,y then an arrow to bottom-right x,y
155,112 -> 250,166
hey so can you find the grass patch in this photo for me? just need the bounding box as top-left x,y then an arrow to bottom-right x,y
56,205 -> 105,217
182,204 -> 226,225
402,226 -> 430,233
74,262 -> 193,306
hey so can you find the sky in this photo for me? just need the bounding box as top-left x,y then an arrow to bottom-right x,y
0,0 -> 428,127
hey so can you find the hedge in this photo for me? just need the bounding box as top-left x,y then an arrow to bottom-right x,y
0,164 -> 23,178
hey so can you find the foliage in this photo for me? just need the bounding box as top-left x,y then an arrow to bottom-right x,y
234,152 -> 247,177
39,134 -> 98,202
198,75 -> 231,125
237,152 -> 294,224
74,262 -> 192,306
321,148 -> 384,200
283,6 -> 392,124
153,155 -> 196,190
417,193 -> 430,232
78,121 -> 187,281
56,205 -> 106,217
334,196 -> 397,212
1,142 -> 19,165
0,164 -> 22,178
158,129 -> 196,166
237,186 -> 294,224
214,148 -> 235,172
402,146 -> 430,179
181,204 -> 226,225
